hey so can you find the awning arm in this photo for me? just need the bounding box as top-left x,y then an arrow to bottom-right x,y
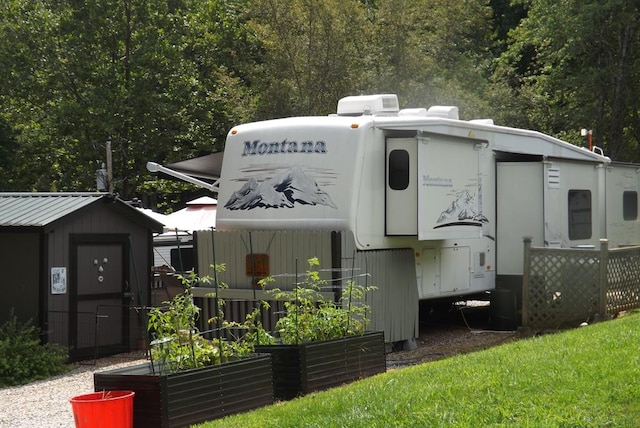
146,161 -> 220,192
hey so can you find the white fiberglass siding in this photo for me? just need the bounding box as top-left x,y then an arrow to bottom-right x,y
216,117 -> 368,231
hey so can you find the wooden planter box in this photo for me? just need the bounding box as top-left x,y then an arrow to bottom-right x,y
256,331 -> 386,400
94,355 -> 273,428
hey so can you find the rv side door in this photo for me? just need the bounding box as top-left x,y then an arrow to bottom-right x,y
386,138 -> 418,235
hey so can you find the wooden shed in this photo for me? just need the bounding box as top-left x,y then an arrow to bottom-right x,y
0,192 -> 163,360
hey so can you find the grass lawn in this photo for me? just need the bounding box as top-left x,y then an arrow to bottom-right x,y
196,311 -> 640,427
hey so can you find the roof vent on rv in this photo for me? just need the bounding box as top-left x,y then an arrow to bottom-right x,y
426,105 -> 459,120
337,94 -> 400,116
469,119 -> 495,126
398,108 -> 428,116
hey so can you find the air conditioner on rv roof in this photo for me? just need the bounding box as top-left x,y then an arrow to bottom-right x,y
337,94 -> 400,116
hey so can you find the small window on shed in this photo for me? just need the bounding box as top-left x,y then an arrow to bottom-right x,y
388,149 -> 410,190
568,190 -> 592,240
623,191 -> 638,221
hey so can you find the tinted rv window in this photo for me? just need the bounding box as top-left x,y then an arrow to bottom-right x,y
568,190 -> 592,240
388,149 -> 409,190
170,248 -> 194,272
623,191 -> 638,220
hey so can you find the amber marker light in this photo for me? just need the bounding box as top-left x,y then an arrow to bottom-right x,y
351,123 -> 359,129
231,129 -> 238,135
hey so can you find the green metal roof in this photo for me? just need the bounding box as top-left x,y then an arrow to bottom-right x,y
0,193 -> 163,232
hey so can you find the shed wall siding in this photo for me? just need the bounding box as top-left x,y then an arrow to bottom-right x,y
0,233 -> 40,325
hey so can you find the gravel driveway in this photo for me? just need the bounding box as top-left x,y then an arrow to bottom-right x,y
0,353 -> 146,428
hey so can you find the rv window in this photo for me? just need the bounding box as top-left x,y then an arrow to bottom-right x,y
623,191 -> 638,221
170,248 -> 195,272
388,149 -> 409,190
568,190 -> 592,240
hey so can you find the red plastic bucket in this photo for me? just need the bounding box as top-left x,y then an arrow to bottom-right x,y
70,390 -> 135,428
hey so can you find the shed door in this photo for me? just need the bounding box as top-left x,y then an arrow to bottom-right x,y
71,239 -> 129,359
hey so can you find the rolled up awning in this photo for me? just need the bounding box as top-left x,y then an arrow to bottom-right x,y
163,152 -> 224,181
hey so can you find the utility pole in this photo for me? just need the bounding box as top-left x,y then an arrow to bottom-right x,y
106,139 -> 114,194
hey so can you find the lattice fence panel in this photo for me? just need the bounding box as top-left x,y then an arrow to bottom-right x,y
607,248 -> 640,314
525,248 -> 600,330
524,244 -> 640,330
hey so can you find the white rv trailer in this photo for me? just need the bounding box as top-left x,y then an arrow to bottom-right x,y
190,94 -> 640,343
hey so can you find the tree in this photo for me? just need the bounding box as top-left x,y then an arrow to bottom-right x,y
493,0 -> 640,160
247,0 -> 496,119
248,0 -> 372,118
0,0 -> 258,205
0,1 -> 62,191
364,0 -> 495,118
0,117 -> 18,190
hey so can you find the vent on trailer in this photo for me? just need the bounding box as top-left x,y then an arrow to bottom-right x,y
425,105 -> 459,120
337,94 -> 400,116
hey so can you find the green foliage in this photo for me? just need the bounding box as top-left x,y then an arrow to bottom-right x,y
0,118 -> 18,190
493,0 -> 640,161
0,0 -> 257,198
137,179 -> 206,214
0,313 -> 69,387
248,0 -> 372,118
6,0 -> 640,196
221,300 -> 276,347
367,0 -> 495,115
147,265 -> 267,374
197,312 -> 640,428
261,257 -> 375,345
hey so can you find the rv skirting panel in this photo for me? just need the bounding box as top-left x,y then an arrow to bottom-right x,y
349,247 -> 420,343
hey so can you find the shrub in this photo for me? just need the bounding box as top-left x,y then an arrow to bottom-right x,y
0,312 -> 69,387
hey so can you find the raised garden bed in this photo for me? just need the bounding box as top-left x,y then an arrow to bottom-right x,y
94,354 -> 273,428
257,331 -> 385,400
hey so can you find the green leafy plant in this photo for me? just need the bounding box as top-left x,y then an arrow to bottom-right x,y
260,257 -> 376,344
0,312 -> 69,387
147,265 -> 265,374
222,301 -> 276,347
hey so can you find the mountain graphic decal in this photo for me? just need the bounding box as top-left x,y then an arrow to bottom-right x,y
436,189 -> 488,226
225,165 -> 337,210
